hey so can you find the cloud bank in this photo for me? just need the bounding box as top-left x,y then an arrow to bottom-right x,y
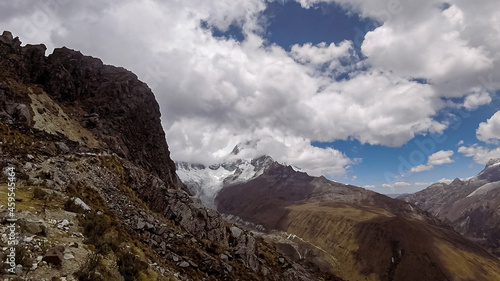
2,0 -> 499,178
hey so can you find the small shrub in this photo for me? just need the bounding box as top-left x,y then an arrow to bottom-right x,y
15,246 -> 33,268
75,253 -> 122,281
137,269 -> 158,281
116,249 -> 149,278
33,187 -> 48,200
79,211 -> 121,254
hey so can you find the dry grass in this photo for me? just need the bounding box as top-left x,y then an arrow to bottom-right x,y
27,88 -> 100,148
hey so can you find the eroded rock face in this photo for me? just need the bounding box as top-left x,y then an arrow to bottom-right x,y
0,31 -> 179,191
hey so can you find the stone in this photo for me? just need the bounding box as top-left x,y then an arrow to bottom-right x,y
56,142 -> 70,153
136,219 -> 146,230
234,234 -> 259,271
14,264 -> 23,275
155,225 -> 167,235
230,226 -> 243,238
23,236 -> 34,243
57,219 -> 69,229
178,261 -> 190,268
63,253 -> 75,260
18,218 -> 46,235
73,198 -> 91,211
42,246 -> 65,265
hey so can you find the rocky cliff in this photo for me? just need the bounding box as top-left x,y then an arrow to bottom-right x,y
0,31 -> 329,280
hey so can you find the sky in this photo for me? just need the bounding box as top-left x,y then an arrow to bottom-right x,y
2,0 -> 500,194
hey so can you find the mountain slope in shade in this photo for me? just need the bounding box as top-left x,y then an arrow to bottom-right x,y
215,161 -> 500,281
400,158 -> 500,257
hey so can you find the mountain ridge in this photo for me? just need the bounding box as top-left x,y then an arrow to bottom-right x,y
214,158 -> 500,281
399,158 -> 500,257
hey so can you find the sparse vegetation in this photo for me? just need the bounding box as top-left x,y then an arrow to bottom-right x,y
74,253 -> 123,281
15,245 -> 33,268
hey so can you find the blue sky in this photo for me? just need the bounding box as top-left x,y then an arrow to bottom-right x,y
211,0 -> 500,193
2,0 -> 500,194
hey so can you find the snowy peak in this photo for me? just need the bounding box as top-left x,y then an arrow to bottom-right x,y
478,158 -> 500,182
175,154 -> 276,208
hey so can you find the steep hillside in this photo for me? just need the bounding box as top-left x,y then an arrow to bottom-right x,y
216,161 -> 500,281
0,31 -> 330,280
400,159 -> 500,257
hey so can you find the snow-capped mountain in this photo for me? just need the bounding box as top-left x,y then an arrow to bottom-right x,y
175,143 -> 276,208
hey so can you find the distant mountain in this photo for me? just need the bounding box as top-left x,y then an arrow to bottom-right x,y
214,160 -> 500,281
399,158 -> 500,257
385,193 -> 409,199
176,141 -> 282,208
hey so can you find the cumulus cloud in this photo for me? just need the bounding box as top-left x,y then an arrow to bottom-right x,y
289,41 -> 357,74
458,144 -> 500,165
477,111 -> 500,143
463,91 -> 492,110
411,165 -> 433,172
428,150 -> 454,165
411,150 -> 454,172
2,0 -> 500,178
298,0 -> 500,97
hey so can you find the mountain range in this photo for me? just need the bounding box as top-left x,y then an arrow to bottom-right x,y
178,146 -> 500,281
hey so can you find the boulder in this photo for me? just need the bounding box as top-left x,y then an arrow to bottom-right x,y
18,218 -> 46,235
42,246 -> 65,265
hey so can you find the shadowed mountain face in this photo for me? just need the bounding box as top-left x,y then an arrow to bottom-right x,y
216,161 -> 500,281
400,159 -> 500,257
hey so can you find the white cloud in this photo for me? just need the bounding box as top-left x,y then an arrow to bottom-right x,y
411,150 -> 454,172
477,111 -> 500,143
2,0 -> 500,178
363,185 -> 375,189
428,150 -> 454,165
415,182 -> 431,186
463,91 -> 492,110
298,0 -> 500,97
411,165 -> 433,172
289,41 -> 357,74
458,144 -> 500,165
394,181 -> 411,187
